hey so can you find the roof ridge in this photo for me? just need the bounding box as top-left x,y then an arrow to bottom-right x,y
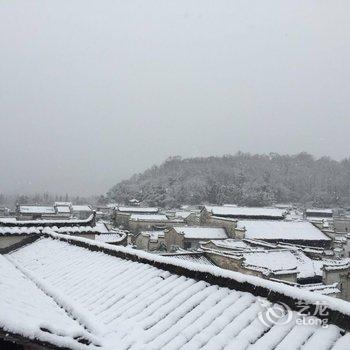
5,253 -> 104,341
42,229 -> 350,331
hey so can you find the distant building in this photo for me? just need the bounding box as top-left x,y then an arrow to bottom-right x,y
306,208 -> 334,219
201,238 -> 349,300
55,205 -> 71,218
54,201 -> 72,207
201,205 -> 287,221
114,206 -> 159,227
236,220 -> 332,247
173,211 -> 199,225
72,205 -> 93,219
305,208 -> 334,229
134,230 -> 166,251
0,213 -> 123,251
165,226 -> 229,251
334,217 -> 350,234
17,205 -> 56,220
128,214 -> 184,233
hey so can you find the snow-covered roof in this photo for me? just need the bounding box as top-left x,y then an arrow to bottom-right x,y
118,206 -> 159,213
306,208 -> 333,215
300,283 -> 341,296
163,252 -> 215,266
243,250 -> 321,279
0,226 -> 42,236
173,226 -> 228,239
3,232 -> 350,349
54,202 -> 72,207
206,206 -> 286,219
130,214 -> 169,222
94,232 -> 126,243
72,205 -> 92,212
203,239 -> 256,250
0,218 -> 107,236
239,220 -> 331,241
0,214 -> 96,227
19,205 -> 55,214
175,211 -> 193,219
0,254 -> 98,349
0,224 -> 108,236
140,230 -> 165,242
51,222 -> 109,235
56,206 -> 71,213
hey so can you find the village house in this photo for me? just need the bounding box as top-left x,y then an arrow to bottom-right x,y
200,214 -> 237,237
165,226 -> 229,251
1,231 -> 349,349
203,248 -> 299,283
323,260 -> 350,301
54,201 -> 72,218
161,250 -> 215,266
16,205 -> 57,220
236,219 -> 332,247
201,205 -> 287,221
305,208 -> 334,219
72,205 -> 93,219
305,208 -> 334,229
94,229 -> 128,246
0,207 -> 9,217
54,201 -> 72,208
128,214 -> 184,234
114,206 -> 159,227
133,230 -> 166,251
0,213 -> 125,251
200,238 -> 350,300
174,211 -> 199,225
334,216 -> 350,234
93,203 -> 116,220
200,240 -> 315,284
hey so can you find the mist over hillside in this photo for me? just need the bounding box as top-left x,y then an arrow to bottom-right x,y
107,152 -> 350,208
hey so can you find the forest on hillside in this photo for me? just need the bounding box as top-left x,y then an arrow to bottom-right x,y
107,153 -> 350,208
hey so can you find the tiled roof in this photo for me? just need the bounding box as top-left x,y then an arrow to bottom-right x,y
0,214 -> 96,227
206,206 -> 286,219
174,226 -> 228,240
2,232 -> 349,349
0,254 -> 99,349
239,220 -> 330,241
117,207 -> 159,213
19,205 -> 56,214
130,214 -> 169,222
162,252 -> 215,266
0,216 -> 108,236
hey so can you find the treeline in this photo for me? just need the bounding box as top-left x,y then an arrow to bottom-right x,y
107,152 -> 350,208
0,193 -> 97,209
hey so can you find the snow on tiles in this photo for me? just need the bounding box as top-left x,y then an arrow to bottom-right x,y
0,254 -> 100,349
130,214 -> 169,221
118,207 -> 159,213
206,206 -> 287,219
19,206 -> 56,214
173,226 -> 228,240
239,220 -> 330,241
1,232 -> 349,350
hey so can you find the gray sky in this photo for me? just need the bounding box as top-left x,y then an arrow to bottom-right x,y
1,1 -> 349,196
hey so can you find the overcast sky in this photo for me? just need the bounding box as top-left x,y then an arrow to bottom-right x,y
1,1 -> 349,196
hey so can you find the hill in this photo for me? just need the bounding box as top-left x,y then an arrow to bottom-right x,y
107,152 -> 350,208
